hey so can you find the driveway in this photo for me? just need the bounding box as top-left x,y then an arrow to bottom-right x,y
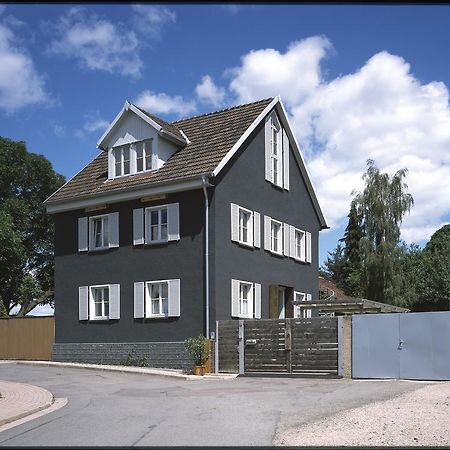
0,362 -> 440,446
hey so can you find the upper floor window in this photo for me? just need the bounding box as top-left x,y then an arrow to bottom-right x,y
295,229 -> 305,261
78,212 -> 119,252
147,205 -> 168,243
110,139 -> 153,179
265,112 -> 289,190
230,203 -> 260,248
133,203 -> 180,246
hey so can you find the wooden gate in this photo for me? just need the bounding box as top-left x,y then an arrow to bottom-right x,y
216,317 -> 338,376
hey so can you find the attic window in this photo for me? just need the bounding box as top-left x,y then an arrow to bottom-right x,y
111,139 -> 153,179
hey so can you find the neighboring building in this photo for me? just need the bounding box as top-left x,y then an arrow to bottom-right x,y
44,96 -> 328,369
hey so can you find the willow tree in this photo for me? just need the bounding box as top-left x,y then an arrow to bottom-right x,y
352,159 -> 414,304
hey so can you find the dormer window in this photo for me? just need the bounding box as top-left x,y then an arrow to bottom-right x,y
110,139 -> 154,179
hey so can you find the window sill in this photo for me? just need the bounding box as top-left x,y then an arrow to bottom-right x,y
237,240 -> 254,249
293,256 -> 308,264
88,317 -> 110,321
88,247 -> 111,253
145,315 -> 169,319
269,249 -> 284,258
144,239 -> 169,246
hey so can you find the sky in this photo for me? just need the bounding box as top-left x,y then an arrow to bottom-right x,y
1,3 -> 449,282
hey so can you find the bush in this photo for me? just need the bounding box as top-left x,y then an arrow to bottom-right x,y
184,335 -> 209,366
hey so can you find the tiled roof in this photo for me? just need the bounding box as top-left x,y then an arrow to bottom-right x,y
46,98 -> 273,205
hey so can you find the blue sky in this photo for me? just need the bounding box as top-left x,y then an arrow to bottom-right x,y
1,3 -> 450,270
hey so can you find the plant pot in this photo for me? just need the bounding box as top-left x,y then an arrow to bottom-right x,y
193,365 -> 206,376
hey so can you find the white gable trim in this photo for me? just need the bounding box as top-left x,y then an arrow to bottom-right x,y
212,96 -> 328,229
97,101 -> 187,150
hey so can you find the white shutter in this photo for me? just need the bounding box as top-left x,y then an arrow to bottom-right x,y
168,279 -> 180,317
78,286 -> 89,320
289,225 -> 296,258
167,203 -> 180,241
264,216 -> 271,251
283,223 -> 290,257
109,284 -> 120,319
306,231 -> 312,263
253,212 -> 261,248
306,293 -> 312,318
78,217 -> 88,252
231,279 -> 240,318
133,208 -> 144,245
264,116 -> 272,182
134,282 -> 145,319
108,212 -> 119,248
254,283 -> 261,319
230,203 -> 239,242
108,149 -> 114,179
283,129 -> 290,190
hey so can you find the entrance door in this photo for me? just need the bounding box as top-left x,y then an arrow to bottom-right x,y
278,287 -> 285,319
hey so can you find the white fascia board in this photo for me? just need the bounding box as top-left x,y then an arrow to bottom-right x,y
275,99 -> 329,229
159,128 -> 189,145
96,101 -> 130,150
45,177 -> 211,214
128,104 -> 163,132
211,96 -> 280,177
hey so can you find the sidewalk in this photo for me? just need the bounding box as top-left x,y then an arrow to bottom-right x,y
0,380 -> 54,427
10,360 -> 238,381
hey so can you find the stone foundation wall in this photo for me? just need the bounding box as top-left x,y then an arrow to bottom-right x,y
53,342 -> 195,372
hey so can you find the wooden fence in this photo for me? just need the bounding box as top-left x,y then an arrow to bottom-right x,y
0,316 -> 54,360
216,317 -> 339,376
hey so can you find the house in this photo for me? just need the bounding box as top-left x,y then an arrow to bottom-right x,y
44,96 -> 328,369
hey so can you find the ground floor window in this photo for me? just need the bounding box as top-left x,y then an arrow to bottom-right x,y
147,281 -> 169,317
90,285 -> 110,320
294,291 -> 311,318
231,279 -> 261,319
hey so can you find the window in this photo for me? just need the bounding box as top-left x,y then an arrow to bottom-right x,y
113,145 -> 131,177
133,279 -> 180,319
265,112 -> 289,189
89,215 -> 109,250
270,119 -> 281,186
90,286 -> 109,320
239,282 -> 252,317
111,139 -> 154,179
135,140 -> 152,173
231,279 -> 261,319
295,229 -> 305,261
146,205 -> 168,243
230,203 -> 259,248
294,291 -> 311,319
147,281 -> 169,318
270,219 -> 283,254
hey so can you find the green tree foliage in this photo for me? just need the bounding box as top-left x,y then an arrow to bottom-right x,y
352,159 -> 414,304
0,137 -> 65,316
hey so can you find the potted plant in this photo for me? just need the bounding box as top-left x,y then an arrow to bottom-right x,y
184,335 -> 209,375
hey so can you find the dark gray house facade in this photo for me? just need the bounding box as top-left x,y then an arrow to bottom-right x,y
45,97 -> 328,369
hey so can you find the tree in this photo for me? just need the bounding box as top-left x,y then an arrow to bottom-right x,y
352,159 -> 414,304
0,137 -> 65,316
413,225 -> 450,310
320,243 -> 347,288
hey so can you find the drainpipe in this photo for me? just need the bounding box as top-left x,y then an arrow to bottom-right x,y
201,176 -> 210,338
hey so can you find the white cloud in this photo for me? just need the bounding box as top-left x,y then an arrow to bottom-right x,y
48,7 -> 143,78
0,22 -> 49,112
195,75 -> 226,107
131,5 -> 176,40
50,120 -> 65,137
84,118 -> 109,133
134,90 -> 196,117
225,37 -> 450,244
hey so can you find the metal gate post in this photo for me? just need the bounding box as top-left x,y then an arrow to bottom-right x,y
238,319 -> 245,374
285,319 -> 292,373
337,316 -> 343,377
215,320 -> 219,374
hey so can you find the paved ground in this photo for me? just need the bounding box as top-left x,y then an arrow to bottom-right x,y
0,362 -> 443,447
0,381 -> 53,426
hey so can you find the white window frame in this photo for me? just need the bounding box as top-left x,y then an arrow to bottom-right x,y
239,281 -> 253,318
270,117 -> 282,186
270,218 -> 283,255
111,138 -> 154,179
89,284 -> 110,321
238,206 -> 253,247
294,291 -> 311,319
294,228 -> 306,262
145,280 -> 169,318
134,139 -> 153,174
89,214 -> 109,251
145,204 -> 168,244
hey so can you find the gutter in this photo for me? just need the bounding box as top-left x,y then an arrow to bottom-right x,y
201,175 -> 210,338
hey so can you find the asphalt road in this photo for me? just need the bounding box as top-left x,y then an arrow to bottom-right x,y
0,362 -> 433,447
